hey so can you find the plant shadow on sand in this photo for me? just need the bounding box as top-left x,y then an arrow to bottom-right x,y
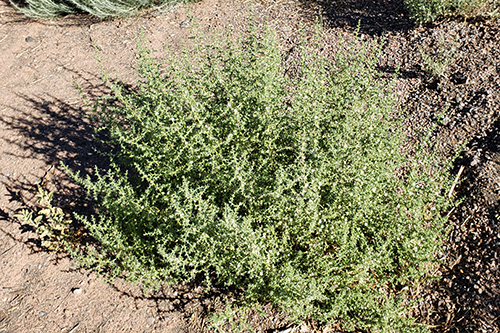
0,72 -> 113,256
298,0 -> 414,35
0,77 -> 110,205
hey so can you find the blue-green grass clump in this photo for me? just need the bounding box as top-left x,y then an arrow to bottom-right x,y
10,0 -> 183,19
69,25 -> 454,332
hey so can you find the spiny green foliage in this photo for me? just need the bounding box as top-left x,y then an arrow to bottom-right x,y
405,0 -> 499,24
10,0 -> 183,19
208,301 -> 261,333
15,186 -> 74,251
68,24 -> 453,332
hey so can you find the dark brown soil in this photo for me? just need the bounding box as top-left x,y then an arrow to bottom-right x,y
0,0 -> 499,332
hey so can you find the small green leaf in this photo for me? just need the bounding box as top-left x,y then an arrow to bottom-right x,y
33,215 -> 43,225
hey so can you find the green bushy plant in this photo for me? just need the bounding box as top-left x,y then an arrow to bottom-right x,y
405,0 -> 500,24
10,0 -> 183,19
68,24 -> 453,332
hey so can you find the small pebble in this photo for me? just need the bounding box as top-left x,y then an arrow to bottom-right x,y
39,311 -> 46,316
180,20 -> 191,29
25,36 -> 35,42
72,288 -> 82,295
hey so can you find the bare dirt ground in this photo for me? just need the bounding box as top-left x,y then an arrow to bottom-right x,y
0,0 -> 499,332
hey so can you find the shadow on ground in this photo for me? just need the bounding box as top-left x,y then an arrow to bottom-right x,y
298,0 -> 414,35
0,91 -> 109,198
0,72 -> 115,256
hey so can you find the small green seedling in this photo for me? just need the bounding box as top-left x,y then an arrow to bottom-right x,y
15,186 -> 73,251
419,33 -> 461,78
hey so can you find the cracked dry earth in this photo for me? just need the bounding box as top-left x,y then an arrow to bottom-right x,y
0,0 -> 499,332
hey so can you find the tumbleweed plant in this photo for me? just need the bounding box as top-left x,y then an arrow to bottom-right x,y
68,24 -> 453,332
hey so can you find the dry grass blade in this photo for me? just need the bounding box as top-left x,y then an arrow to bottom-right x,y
448,165 -> 465,198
